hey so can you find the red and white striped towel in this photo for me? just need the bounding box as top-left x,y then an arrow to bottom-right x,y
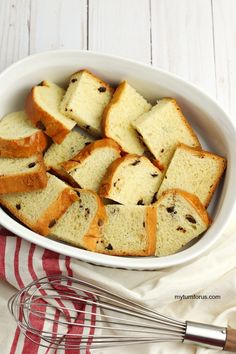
0,227 -> 97,354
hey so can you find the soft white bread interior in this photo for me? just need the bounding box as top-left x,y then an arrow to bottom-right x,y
155,189 -> 211,256
60,70 -> 114,136
133,98 -> 201,170
96,204 -> 156,256
99,154 -> 163,205
102,81 -> 151,154
157,144 -> 226,207
50,189 -> 106,251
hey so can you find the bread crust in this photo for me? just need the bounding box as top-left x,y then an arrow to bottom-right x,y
101,81 -> 127,138
157,188 -> 211,226
25,82 -> 72,144
0,130 -> 48,158
61,138 -> 122,173
177,143 -> 226,207
0,154 -> 48,194
0,187 -> 78,236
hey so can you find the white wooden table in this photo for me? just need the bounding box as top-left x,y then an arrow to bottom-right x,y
0,0 -> 236,351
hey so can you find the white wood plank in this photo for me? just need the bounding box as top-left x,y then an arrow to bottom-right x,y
212,0 -> 236,117
151,0 -> 216,97
29,0 -> 87,53
89,0 -> 151,63
0,0 -> 30,72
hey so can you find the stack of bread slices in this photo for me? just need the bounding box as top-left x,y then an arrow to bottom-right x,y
0,69 -> 226,257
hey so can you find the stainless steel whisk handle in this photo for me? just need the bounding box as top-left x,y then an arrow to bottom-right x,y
184,321 -> 236,352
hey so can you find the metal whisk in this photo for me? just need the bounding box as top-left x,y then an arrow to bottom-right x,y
8,275 -> 236,352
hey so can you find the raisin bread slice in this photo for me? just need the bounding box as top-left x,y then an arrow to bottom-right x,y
61,139 -> 121,192
96,204 -> 156,256
157,144 -> 226,207
102,81 -> 151,154
99,154 -> 163,205
0,154 -> 47,194
60,70 -> 114,137
133,98 -> 201,170
0,111 -> 48,158
155,189 -> 211,256
25,80 -> 76,144
50,189 -> 106,251
0,173 -> 78,235
44,130 -> 93,176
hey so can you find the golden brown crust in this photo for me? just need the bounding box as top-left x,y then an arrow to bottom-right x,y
0,131 -> 48,158
0,154 -> 48,194
99,154 -> 145,198
61,138 -> 122,173
157,188 -> 211,226
177,143 -> 226,207
72,69 -> 114,95
101,81 -> 127,138
25,83 -> 72,144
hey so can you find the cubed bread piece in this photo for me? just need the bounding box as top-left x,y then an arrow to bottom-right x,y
0,173 -> 78,235
102,81 -> 151,154
0,111 -> 48,157
99,154 -> 163,205
157,144 -> 226,207
25,80 -> 76,144
96,204 -> 156,256
50,189 -> 106,251
44,130 -> 93,175
155,189 -> 211,256
60,70 -> 114,137
133,98 -> 201,170
0,154 -> 47,194
61,138 -> 121,192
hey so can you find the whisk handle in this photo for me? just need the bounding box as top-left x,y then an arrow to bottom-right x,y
224,328 -> 236,352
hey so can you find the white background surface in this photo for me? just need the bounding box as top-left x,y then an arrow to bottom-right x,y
0,0 -> 236,351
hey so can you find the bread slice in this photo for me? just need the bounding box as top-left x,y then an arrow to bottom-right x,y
61,139 -> 121,192
155,189 -> 211,256
25,80 -> 76,144
60,70 -> 114,137
0,111 -> 48,158
133,98 -> 201,170
44,130 -> 93,174
99,154 -> 163,205
102,81 -> 151,154
96,204 -> 156,256
0,173 -> 78,235
157,144 -> 226,207
0,154 -> 47,194
50,189 -> 107,251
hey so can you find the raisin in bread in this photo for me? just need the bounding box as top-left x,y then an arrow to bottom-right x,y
133,98 -> 201,170
96,204 -> 156,256
44,130 -> 93,175
61,139 -> 121,192
0,111 -> 48,157
99,154 -> 163,205
60,70 -> 114,137
0,154 -> 47,194
102,81 -> 151,154
155,189 -> 211,256
157,144 -> 226,207
0,173 -> 78,235
50,189 -> 106,251
25,80 -> 76,144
